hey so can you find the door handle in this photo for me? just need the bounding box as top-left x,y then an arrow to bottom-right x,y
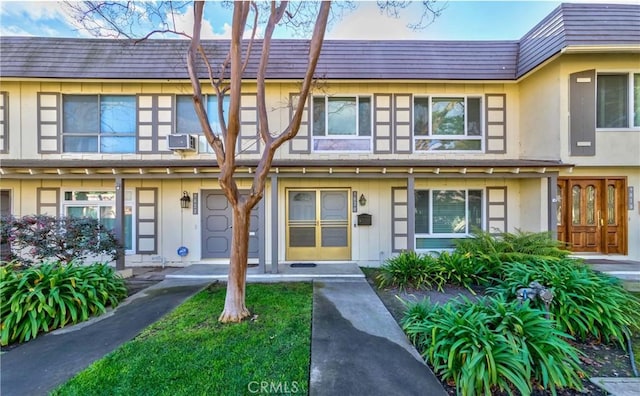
598,210 -> 603,227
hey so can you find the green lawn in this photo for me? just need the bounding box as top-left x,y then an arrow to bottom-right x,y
53,282 -> 312,396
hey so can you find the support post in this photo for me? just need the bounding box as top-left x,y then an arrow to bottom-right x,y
407,175 -> 415,251
114,177 -> 125,270
270,174 -> 279,273
547,172 -> 558,240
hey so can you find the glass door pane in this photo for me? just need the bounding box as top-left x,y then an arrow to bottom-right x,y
607,185 -> 616,225
286,189 -> 351,261
288,191 -> 316,248
320,191 -> 348,247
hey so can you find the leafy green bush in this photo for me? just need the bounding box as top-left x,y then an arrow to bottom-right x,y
0,214 -> 122,266
402,296 -> 583,396
437,251 -> 488,294
454,230 -> 570,279
376,251 -> 445,291
489,258 -> 640,347
0,261 -> 127,345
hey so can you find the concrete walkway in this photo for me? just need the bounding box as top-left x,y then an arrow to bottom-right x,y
0,277 -> 210,396
168,264 -> 447,394
311,280 -> 446,395
585,259 -> 640,292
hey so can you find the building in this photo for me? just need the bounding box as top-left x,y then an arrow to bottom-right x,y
0,2 -> 638,270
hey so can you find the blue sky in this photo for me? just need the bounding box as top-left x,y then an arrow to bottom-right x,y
0,1 -> 634,41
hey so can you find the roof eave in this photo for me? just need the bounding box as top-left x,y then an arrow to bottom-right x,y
561,44 -> 640,54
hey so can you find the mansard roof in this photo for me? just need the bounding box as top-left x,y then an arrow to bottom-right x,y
0,2 -> 638,81
517,2 -> 640,77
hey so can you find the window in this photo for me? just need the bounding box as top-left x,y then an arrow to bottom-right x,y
312,95 -> 371,151
62,95 -> 136,153
415,189 -> 483,249
597,73 -> 640,128
63,190 -> 134,252
413,96 -> 482,151
176,95 -> 229,153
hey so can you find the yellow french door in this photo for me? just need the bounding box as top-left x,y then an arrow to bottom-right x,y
286,189 -> 351,261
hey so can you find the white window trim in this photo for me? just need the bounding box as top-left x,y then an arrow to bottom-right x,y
311,94 -> 373,153
414,189 -> 485,248
595,71 -> 640,131
61,189 -> 136,254
413,95 -> 485,153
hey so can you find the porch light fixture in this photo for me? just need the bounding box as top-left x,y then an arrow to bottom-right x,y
359,194 -> 367,206
180,191 -> 191,209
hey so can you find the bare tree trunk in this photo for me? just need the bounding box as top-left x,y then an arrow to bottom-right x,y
218,203 -> 252,322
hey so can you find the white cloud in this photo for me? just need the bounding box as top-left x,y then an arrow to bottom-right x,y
0,1 -> 66,20
327,2 -> 424,40
170,6 -> 219,38
0,23 -> 31,36
171,6 -> 264,40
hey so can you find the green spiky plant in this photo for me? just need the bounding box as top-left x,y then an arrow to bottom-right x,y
488,257 -> 640,347
402,296 -> 583,396
436,251 -> 488,294
376,251 -> 446,292
454,230 -> 570,280
1,261 -> 127,345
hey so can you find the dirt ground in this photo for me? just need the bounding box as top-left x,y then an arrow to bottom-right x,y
362,272 -> 638,396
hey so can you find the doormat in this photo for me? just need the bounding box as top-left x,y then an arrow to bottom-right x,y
290,263 -> 317,268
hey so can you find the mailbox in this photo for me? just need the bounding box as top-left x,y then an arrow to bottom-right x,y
357,213 -> 372,226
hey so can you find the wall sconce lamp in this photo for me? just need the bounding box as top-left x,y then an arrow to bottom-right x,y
180,191 -> 191,209
359,194 -> 367,207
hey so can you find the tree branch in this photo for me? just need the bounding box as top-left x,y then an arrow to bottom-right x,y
255,1 -> 289,147
248,1 -> 331,207
186,1 -> 225,167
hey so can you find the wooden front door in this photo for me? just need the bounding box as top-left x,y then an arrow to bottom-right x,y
557,178 -> 627,254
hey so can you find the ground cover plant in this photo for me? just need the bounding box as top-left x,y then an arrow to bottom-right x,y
52,282 -> 312,396
375,250 -> 445,291
0,261 -> 127,345
454,230 -> 570,279
402,296 -> 583,396
489,258 -> 640,347
376,250 -> 488,294
371,230 -> 640,395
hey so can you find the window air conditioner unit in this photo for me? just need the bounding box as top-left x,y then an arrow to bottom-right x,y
167,134 -> 196,151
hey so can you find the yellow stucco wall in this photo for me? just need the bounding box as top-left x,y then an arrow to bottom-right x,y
1,80 -> 519,162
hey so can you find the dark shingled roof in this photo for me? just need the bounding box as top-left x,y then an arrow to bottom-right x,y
0,38 -> 520,80
0,3 -> 638,81
517,2 -> 640,77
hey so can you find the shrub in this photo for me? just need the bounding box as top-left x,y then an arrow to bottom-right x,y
402,296 -> 583,396
0,261 -> 127,345
376,251 -> 445,291
454,230 -> 570,279
0,214 -> 122,266
436,251 -> 488,294
489,257 -> 640,347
